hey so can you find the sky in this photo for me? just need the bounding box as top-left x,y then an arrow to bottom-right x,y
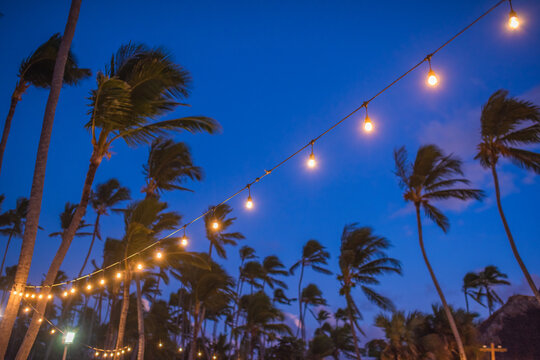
0,0 -> 539,342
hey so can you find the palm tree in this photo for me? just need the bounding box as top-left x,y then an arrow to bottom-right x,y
0,2 -> 84,355
0,33 -> 90,175
231,246 -> 257,348
338,224 -> 402,360
300,283 -> 327,337
375,311 -> 425,360
142,137 -> 203,197
475,265 -> 510,315
17,43 -> 220,354
204,204 -> 244,259
262,255 -> 288,290
462,272 -> 480,313
79,179 -> 130,277
475,89 -> 540,304
311,322 -> 355,360
394,144 -> 484,360
0,197 -> 28,276
290,239 -> 331,344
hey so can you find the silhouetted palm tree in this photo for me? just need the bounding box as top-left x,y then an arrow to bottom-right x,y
375,311 -> 425,360
0,197 -> 28,276
0,33 -> 90,175
475,265 -> 510,315
338,224 -> 402,359
204,204 -> 244,259
262,255 -> 288,290
475,89 -> 540,304
142,137 -> 202,197
79,179 -> 130,277
394,144 -> 484,360
18,43 -> 220,353
462,272 -> 480,313
290,239 -> 331,344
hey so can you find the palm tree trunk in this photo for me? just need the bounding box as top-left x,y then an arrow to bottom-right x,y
14,152 -> 101,359
347,295 -> 361,360
490,165 -> 540,304
135,273 -> 145,360
415,205 -> 467,360
0,230 -> 14,276
464,290 -> 469,313
189,302 -> 201,360
0,1 -> 82,356
79,213 -> 101,277
0,84 -> 27,177
297,263 -> 305,339
116,263 -> 132,351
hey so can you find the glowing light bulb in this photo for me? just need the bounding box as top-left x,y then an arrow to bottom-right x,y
70,287 -> 76,294
180,236 -> 188,247
25,293 -> 30,298
117,352 -> 120,356
307,152 -> 316,168
427,69 -> 438,86
100,278 -> 106,285
179,348 -> 183,352
245,195 -> 253,209
103,353 -> 107,358
95,351 -> 100,357
86,284 -> 92,291
136,263 -> 143,271
156,251 -> 163,260
158,342 -> 163,348
47,294 -> 53,300
212,221 -> 219,230
38,294 -> 43,300
122,350 -> 125,354
198,352 -> 203,357
31,293 -> 35,299
127,347 -> 132,352
63,291 -> 68,297
50,329 -> 56,334
364,116 -> 373,132
213,356 -> 217,359
38,318 -> 43,323
24,307 -> 30,313
116,272 -> 122,279
509,10 -> 519,29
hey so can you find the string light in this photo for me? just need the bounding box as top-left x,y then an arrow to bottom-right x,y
363,104 -> 374,132
63,291 -> 68,298
86,283 -> 93,291
19,0 -> 518,292
38,294 -> 43,300
116,272 -> 122,280
307,141 -> 316,168
245,185 -> 254,209
100,278 -> 106,286
30,293 -> 35,299
95,351 -> 100,357
70,287 -> 76,294
155,250 -> 163,260
158,342 -> 163,348
23,307 -> 30,313
38,318 -> 43,323
178,348 -> 183,352
136,263 -> 144,271
198,351 -> 203,357
47,294 -> 52,300
50,329 -> 56,334
425,54 -> 439,86
508,0 -> 519,29
211,208 -> 220,230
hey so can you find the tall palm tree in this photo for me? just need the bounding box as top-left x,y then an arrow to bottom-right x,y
375,311 -> 425,360
142,137 -> 203,197
231,246 -> 257,349
290,239 -> 331,345
475,265 -> 510,315
79,179 -> 130,277
462,272 -> 480,313
0,2 -> 84,355
475,89 -> 540,304
0,197 -> 28,276
300,283 -> 327,337
338,224 -> 402,360
204,204 -> 244,259
394,144 -> 484,360
17,43 -> 220,355
0,33 -> 90,175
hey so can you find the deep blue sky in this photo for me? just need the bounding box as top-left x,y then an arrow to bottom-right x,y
1,0 -> 539,341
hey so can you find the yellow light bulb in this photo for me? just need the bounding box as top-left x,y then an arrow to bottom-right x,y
70,287 -> 76,294
103,353 -> 107,358
158,342 -> 163,348
24,307 -> 30,313
364,116 -> 373,132
427,69 -> 438,86
100,278 -> 106,285
50,329 -> 56,334
245,195 -> 253,209
509,10 -> 519,29
38,294 -> 43,300
127,347 -> 132,352
137,263 -> 143,271
179,348 -> 183,352
31,293 -> 35,299
307,152 -> 316,168
38,318 -> 43,323
180,236 -> 188,247
25,293 -> 30,298
212,221 -> 219,230
116,272 -> 122,279
122,350 -> 125,354
86,284 -> 92,291
117,352 -> 120,356
95,351 -> 99,357
63,291 -> 68,297
156,251 -> 163,260
213,356 -> 217,360
47,294 -> 53,300
198,352 -> 203,357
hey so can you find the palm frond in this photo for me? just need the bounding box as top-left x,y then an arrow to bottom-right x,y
422,202 -> 449,232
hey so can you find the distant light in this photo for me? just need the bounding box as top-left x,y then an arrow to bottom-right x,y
86,284 -> 92,291
156,251 -> 163,260
180,236 -> 188,247
100,278 -> 106,286
50,329 -> 56,334
212,221 -> 219,230
116,272 -> 122,279
64,331 -> 76,344
136,263 -> 144,271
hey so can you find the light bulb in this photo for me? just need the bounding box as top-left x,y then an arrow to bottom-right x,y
307,152 -> 316,168
25,293 -> 30,298
86,284 -> 92,291
427,69 -> 438,86
156,251 -> 163,260
127,347 -> 132,352
245,195 -> 253,209
63,291 -> 68,297
212,221 -> 219,230
158,342 -> 163,348
116,272 -> 122,279
24,307 -> 30,313
121,350 -> 125,354
509,10 -> 519,29
50,329 -> 56,334
31,293 -> 35,299
179,348 -> 183,352
180,236 -> 188,247
95,352 -> 99,357
116,352 -> 120,356
38,318 -> 43,323
100,278 -> 106,286
198,352 -> 203,357
38,294 -> 43,300
103,353 -> 107,358
364,116 -> 373,132
47,294 -> 52,300
137,263 -> 143,271
70,287 -> 76,294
